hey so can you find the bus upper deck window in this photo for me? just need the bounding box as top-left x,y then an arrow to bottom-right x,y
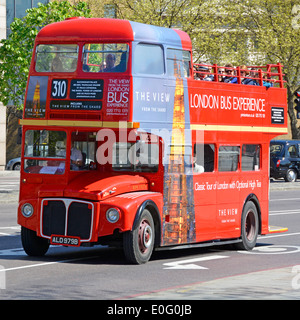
134,44 -> 164,75
82,43 -> 129,73
35,44 -> 78,72
167,49 -> 191,78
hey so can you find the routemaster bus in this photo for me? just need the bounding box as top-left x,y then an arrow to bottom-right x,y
18,17 -> 288,264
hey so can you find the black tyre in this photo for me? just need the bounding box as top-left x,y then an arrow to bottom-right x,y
235,201 -> 259,251
21,226 -> 49,256
284,169 -> 297,182
123,209 -> 155,264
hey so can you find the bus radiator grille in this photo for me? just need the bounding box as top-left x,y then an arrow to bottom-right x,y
42,199 -> 92,240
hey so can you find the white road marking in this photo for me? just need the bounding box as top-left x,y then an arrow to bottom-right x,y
0,258 -> 88,273
163,255 -> 229,270
0,249 -> 98,273
239,245 -> 300,255
0,226 -> 21,236
259,232 -> 300,239
0,248 -> 25,256
270,209 -> 300,216
270,198 -> 300,201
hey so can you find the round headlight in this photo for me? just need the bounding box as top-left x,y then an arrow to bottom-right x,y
106,208 -> 120,223
21,203 -> 34,218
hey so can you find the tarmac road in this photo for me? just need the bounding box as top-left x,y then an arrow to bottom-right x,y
0,171 -> 300,301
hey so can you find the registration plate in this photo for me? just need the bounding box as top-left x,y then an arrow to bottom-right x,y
51,235 -> 80,247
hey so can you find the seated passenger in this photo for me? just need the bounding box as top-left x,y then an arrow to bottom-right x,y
263,74 -> 274,87
70,145 -> 83,170
56,139 -> 83,170
223,63 -> 237,83
114,52 -> 127,72
82,64 -> 90,72
103,53 -> 116,72
193,155 -> 204,173
218,68 -> 225,82
195,63 -> 213,81
240,65 -> 258,85
51,56 -> 63,72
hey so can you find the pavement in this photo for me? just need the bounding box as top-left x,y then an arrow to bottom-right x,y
0,170 -> 20,203
0,170 -> 20,178
1,170 -> 300,300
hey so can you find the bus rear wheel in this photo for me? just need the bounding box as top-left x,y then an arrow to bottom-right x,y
123,209 -> 155,264
21,226 -> 49,256
235,201 -> 258,251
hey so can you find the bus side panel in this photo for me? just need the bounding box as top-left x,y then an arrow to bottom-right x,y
193,173 -> 217,241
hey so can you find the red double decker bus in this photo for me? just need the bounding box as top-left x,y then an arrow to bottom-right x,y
18,17 -> 288,264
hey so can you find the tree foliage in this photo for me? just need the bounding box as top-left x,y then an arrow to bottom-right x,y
2,0 -> 300,137
103,0 -> 300,137
102,0 -> 230,63
0,1 -> 91,108
221,0 -> 300,138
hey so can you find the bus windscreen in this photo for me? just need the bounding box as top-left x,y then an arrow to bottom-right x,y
35,44 -> 78,72
82,43 -> 128,73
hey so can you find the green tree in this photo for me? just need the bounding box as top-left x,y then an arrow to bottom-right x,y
224,0 -> 300,138
96,0 -> 300,137
93,0 -> 229,63
0,1 -> 91,109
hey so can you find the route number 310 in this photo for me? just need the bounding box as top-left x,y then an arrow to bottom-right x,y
51,79 -> 68,99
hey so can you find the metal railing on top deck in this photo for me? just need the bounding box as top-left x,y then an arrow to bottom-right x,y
193,63 -> 285,88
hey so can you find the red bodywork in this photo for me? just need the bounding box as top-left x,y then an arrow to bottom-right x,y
18,18 -> 288,251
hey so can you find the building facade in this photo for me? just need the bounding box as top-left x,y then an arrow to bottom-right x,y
0,0 -> 6,170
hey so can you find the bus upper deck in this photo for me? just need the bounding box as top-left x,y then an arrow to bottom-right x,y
20,17 -> 287,138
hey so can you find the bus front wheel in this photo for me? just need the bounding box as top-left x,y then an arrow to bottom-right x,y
235,201 -> 259,251
21,226 -> 49,256
123,209 -> 155,264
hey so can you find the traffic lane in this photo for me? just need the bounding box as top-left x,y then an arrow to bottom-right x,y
269,189 -> 300,234
0,172 -> 20,204
0,203 -> 18,228
0,246 -> 135,299
1,229 -> 300,300
0,246 -> 299,300
0,189 -> 300,299
0,176 -> 20,191
0,247 -> 230,299
270,189 -> 300,211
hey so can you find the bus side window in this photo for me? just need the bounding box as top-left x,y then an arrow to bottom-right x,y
242,144 -> 260,171
71,131 -> 96,171
193,143 -> 215,173
218,146 -> 240,172
133,43 -> 164,75
167,49 -> 191,78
